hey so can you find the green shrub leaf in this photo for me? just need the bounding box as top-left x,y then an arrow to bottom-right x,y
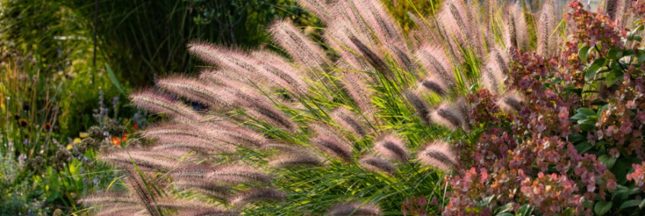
618,199 -> 642,210
594,201 -> 612,215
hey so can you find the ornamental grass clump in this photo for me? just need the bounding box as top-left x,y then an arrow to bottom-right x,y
86,0 -> 645,215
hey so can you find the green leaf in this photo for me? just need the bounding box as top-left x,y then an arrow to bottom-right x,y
612,185 -> 640,199
479,195 -> 495,206
572,108 -> 597,130
599,155 -> 617,169
608,48 -> 623,60
594,201 -> 612,215
579,44 -> 591,63
575,142 -> 593,153
619,199 -> 642,210
496,203 -> 514,214
639,199 -> 645,209
517,204 -> 533,216
585,58 -> 606,81
105,63 -> 126,95
604,69 -> 621,86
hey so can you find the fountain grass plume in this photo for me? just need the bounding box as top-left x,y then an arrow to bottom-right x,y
156,76 -> 232,110
497,90 -> 525,113
429,100 -> 468,131
506,3 -> 529,50
124,168 -> 162,216
327,202 -> 382,216
415,44 -> 455,86
438,0 -> 483,56
171,164 -> 271,185
311,123 -> 354,162
80,192 -> 139,206
209,164 -> 272,184
536,0 -> 557,57
270,20 -> 329,71
251,50 -> 310,95
325,22 -> 373,70
352,0 -> 404,44
95,206 -> 144,216
349,36 -> 394,78
173,179 -> 232,200
417,141 -> 458,172
359,155 -> 396,175
100,150 -> 181,171
229,188 -> 286,207
296,0 -> 333,23
373,134 -> 408,162
420,75 -> 449,96
175,208 -> 238,216
339,71 -> 375,116
330,107 -> 369,137
130,90 -> 201,121
269,152 -> 323,168
481,48 -> 510,94
601,0 -> 631,28
403,90 -> 431,124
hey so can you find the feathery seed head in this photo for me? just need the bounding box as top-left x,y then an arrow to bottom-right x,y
80,193 -> 138,206
419,75 -> 449,96
359,155 -> 396,175
156,76 -> 232,110
200,122 -> 267,148
251,50 -> 309,95
438,0 -> 481,55
481,49 -> 509,94
208,164 -> 272,184
94,206 -> 143,216
340,71 -> 375,116
496,90 -> 525,113
173,179 -> 232,200
269,152 -> 323,168
327,202 -> 382,216
176,208 -> 239,216
506,4 -> 529,50
403,90 -> 430,124
187,43 -> 267,81
429,101 -> 468,131
230,188 -> 286,207
270,20 -> 329,70
311,123 -> 354,162
415,45 -> 454,84
373,134 -> 408,162
130,90 -> 201,121
536,0 -> 557,57
331,107 -> 368,137
417,141 -> 458,172
262,143 -> 307,153
352,0 -> 404,44
349,35 -> 394,78
296,0 -> 334,23
171,164 -> 214,180
100,150 -> 180,171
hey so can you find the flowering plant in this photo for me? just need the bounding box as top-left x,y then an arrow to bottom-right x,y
446,1 -> 645,215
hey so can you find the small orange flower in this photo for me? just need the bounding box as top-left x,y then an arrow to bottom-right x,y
111,134 -> 127,148
111,136 -> 121,147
